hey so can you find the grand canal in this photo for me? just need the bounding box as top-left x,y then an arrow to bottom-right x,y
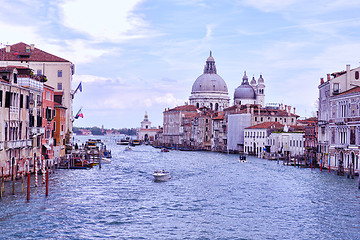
1,136 -> 359,239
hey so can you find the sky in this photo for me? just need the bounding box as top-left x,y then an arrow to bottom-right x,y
1,0 -> 360,128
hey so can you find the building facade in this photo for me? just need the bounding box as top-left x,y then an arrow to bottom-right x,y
0,42 -> 74,138
137,112 -> 158,143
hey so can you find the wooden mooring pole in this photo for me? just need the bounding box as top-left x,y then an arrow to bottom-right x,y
0,167 -> 3,199
45,167 -> 49,197
27,171 -> 30,202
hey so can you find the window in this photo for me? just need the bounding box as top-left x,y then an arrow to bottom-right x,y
20,94 -> 23,108
0,90 -> 2,107
333,83 -> 339,93
58,70 -> 62,77
5,92 -> 10,108
46,91 -> 51,101
57,83 -> 62,90
355,71 -> 359,80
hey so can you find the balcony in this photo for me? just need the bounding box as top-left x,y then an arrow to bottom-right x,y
30,127 -> 45,135
18,77 -> 44,91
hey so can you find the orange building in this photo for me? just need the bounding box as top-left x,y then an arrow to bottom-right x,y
41,84 -> 55,162
54,92 -> 67,158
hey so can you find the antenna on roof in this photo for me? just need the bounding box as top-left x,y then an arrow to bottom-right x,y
210,50 -> 212,57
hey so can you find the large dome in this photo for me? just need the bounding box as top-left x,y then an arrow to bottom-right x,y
191,73 -> 228,93
191,52 -> 228,94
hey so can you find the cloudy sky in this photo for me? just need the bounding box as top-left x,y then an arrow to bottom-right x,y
1,0 -> 360,128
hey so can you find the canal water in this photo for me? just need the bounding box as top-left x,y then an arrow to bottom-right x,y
0,136 -> 359,240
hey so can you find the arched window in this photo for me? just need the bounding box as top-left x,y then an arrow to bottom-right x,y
210,103 -> 213,110
355,71 -> 359,80
196,103 -> 199,108
215,103 -> 219,111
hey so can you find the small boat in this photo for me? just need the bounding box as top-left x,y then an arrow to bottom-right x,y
101,157 -> 112,164
117,137 -> 131,145
239,155 -> 247,163
124,146 -> 132,151
153,170 -> 171,181
131,139 -> 141,145
161,148 -> 169,152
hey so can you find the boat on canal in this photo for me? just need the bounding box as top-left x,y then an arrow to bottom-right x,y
153,170 -> 171,181
239,155 -> 247,163
124,146 -> 132,151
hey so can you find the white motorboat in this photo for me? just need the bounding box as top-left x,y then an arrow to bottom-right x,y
153,170 -> 171,181
101,157 -> 112,164
124,146 -> 132,151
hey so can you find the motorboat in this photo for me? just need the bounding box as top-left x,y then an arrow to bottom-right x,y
131,139 -> 141,145
239,155 -> 247,163
124,146 -> 132,151
161,148 -> 169,152
117,139 -> 130,145
100,157 -> 112,164
153,170 -> 171,181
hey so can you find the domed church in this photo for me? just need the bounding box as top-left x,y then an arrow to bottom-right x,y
189,52 -> 230,111
234,71 -> 265,107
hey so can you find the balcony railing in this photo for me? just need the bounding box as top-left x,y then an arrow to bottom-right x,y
30,127 -> 45,135
18,77 -> 44,91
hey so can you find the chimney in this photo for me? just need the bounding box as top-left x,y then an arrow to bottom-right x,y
346,64 -> 351,91
327,74 -> 330,81
320,78 -> 324,84
284,105 -> 287,112
5,45 -> 10,52
30,44 -> 35,50
288,106 -> 291,115
293,107 -> 296,115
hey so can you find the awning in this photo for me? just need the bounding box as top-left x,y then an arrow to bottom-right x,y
42,144 -> 51,150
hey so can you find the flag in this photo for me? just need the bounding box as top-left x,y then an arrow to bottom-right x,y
74,108 -> 83,119
74,82 -> 82,95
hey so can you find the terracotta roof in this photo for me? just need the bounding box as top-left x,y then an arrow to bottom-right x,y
336,86 -> 360,96
0,42 -> 70,62
165,105 -> 197,112
212,111 -> 224,120
246,122 -> 284,129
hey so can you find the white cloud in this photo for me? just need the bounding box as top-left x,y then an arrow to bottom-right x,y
0,22 -> 39,45
59,0 -> 157,42
242,0 -> 298,12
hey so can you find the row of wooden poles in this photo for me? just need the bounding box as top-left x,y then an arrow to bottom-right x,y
0,159 -> 51,201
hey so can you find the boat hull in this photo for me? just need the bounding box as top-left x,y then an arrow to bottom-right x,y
153,172 -> 171,181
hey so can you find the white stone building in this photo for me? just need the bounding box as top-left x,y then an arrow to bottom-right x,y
137,112 -> 158,143
244,122 -> 283,156
189,52 -> 230,111
227,113 -> 252,153
318,64 -> 360,174
327,87 -> 360,174
268,130 -> 305,158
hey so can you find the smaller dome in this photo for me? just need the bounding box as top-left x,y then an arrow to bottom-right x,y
258,74 -> 264,84
250,76 -> 256,85
234,84 -> 256,100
